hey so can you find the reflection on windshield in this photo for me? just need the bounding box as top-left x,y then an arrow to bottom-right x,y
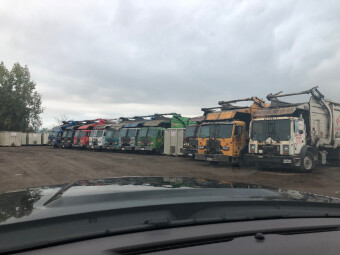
139,128 -> 148,137
67,131 -> 74,138
184,126 -> 196,138
62,131 -> 68,138
147,128 -> 158,137
0,190 -> 42,223
199,125 -> 213,138
74,131 -> 80,137
128,129 -> 137,137
215,124 -> 233,138
90,131 -> 96,137
252,119 -> 291,141
119,129 -> 128,137
105,130 -> 114,138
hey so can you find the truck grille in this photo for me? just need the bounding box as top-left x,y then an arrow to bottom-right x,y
141,137 -> 150,146
206,139 -> 221,154
259,145 -> 280,156
189,139 -> 198,148
122,137 -> 130,145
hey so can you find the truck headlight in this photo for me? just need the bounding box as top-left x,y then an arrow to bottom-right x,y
222,146 -> 230,151
199,146 -> 206,149
250,144 -> 256,153
283,145 -> 289,155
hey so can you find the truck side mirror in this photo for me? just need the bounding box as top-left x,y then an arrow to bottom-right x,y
299,130 -> 304,134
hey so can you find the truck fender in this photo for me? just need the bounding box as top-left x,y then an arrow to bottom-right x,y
300,145 -> 318,161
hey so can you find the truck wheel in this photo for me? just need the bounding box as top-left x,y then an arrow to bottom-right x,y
300,152 -> 314,172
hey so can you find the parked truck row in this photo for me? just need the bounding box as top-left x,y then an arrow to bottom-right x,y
49,87 -> 340,172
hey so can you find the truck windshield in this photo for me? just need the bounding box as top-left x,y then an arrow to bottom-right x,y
67,131 -> 74,138
105,130 -> 114,138
96,131 -> 103,137
251,119 -> 291,141
62,131 -> 68,138
114,130 -> 120,138
74,131 -> 80,137
147,128 -> 158,137
52,131 -> 59,137
215,124 -> 233,138
119,129 -> 128,137
128,129 -> 137,137
90,131 -> 96,137
184,126 -> 196,138
199,125 -> 213,138
139,128 -> 148,137
79,131 -> 86,137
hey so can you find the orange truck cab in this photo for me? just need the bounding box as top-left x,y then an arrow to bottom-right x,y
195,97 -> 267,164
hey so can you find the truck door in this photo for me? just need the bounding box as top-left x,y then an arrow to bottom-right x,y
233,125 -> 243,156
293,120 -> 306,154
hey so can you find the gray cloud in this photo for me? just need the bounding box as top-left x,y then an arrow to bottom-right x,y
0,0 -> 340,127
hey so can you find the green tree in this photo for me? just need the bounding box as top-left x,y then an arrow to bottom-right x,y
0,62 -> 44,132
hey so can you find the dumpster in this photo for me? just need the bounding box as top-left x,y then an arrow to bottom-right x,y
41,132 -> 49,145
164,128 -> 185,156
0,131 -> 22,147
21,133 -> 27,146
27,133 -> 42,145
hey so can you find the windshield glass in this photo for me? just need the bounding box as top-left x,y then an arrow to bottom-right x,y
96,131 -> 103,137
52,131 -> 59,137
251,119 -> 291,141
90,131 -> 96,137
215,124 -> 233,138
199,125 -> 213,138
79,131 -> 86,137
128,129 -> 137,137
62,131 -> 68,138
119,129 -> 128,137
147,128 -> 158,137
184,126 -> 196,138
74,131 -> 80,137
139,128 -> 148,137
67,131 -> 74,138
105,130 -> 114,138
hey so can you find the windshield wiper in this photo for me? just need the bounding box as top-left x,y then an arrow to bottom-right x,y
43,181 -> 78,206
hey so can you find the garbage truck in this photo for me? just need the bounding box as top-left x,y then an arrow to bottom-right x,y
118,118 -> 145,151
180,116 -> 205,157
49,121 -> 80,148
60,123 -> 82,148
244,87 -> 340,171
134,113 -> 196,153
73,119 -> 106,148
195,97 -> 267,164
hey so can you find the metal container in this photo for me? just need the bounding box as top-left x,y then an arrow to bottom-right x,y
21,133 -> 27,145
41,132 -> 49,145
26,133 -> 42,145
164,128 -> 185,156
0,131 -> 22,147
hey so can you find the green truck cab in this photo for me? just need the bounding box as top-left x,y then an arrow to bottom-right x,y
135,113 -> 196,153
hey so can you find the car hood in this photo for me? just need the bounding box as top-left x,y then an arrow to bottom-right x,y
0,176 -> 339,225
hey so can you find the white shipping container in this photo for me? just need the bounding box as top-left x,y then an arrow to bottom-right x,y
41,132 -> 49,145
163,128 -> 185,156
26,133 -> 42,145
0,131 -> 22,147
21,133 -> 27,145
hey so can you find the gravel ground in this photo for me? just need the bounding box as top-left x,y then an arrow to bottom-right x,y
0,146 -> 340,198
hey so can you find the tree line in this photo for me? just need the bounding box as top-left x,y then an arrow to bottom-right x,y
0,62 -> 44,132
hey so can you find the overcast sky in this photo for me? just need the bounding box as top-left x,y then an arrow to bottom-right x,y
1,0 -> 340,128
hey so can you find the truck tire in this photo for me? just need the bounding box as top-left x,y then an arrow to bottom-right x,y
300,152 -> 314,172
